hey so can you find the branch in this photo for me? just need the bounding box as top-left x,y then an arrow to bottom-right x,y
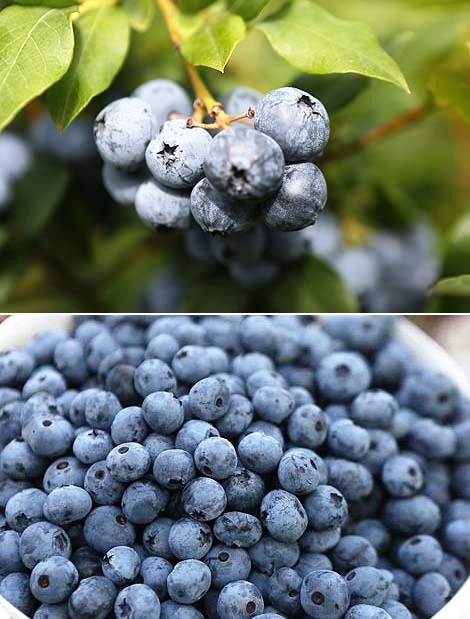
325,101 -> 434,162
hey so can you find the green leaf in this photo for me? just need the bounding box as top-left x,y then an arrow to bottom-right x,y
268,255 -> 359,312
257,0 -> 409,92
0,6 -> 75,131
9,158 -> 69,239
429,43 -> 470,123
178,0 -> 217,15
180,12 -> 246,72
227,0 -> 270,21
47,7 -> 130,130
122,0 -> 155,31
433,274 -> 470,297
11,0 -> 77,7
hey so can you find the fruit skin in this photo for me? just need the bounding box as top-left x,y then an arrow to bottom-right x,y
412,572 -> 451,617
167,559 -> 212,604
68,575 -> 117,619
260,489 -> 308,542
0,572 -> 35,615
135,179 -> 191,231
102,164 -> 149,207
83,506 -> 136,554
299,569 -> 349,619
263,162 -> 327,231
43,485 -> 92,525
217,579 -> 264,619
190,178 -> 256,236
101,545 -> 141,586
345,605 -> 392,619
94,97 -> 156,170
133,79 -> 193,128
19,521 -> 72,570
146,120 -> 212,189
222,88 -> 261,122
29,556 -> 79,604
168,517 -> 213,560
204,126 -> 285,202
254,86 -> 330,161
140,556 -> 172,599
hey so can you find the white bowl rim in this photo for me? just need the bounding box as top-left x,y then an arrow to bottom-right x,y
0,315 -> 468,619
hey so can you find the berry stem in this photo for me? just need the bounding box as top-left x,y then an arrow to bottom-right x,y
325,101 -> 434,162
155,0 -> 236,128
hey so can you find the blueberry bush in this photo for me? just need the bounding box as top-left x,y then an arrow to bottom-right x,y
0,0 -> 469,311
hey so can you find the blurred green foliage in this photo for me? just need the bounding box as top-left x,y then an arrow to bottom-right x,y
0,0 -> 469,311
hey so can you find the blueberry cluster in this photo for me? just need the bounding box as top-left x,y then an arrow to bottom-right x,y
0,132 -> 32,211
177,215 -> 440,310
93,80 -> 329,235
0,315 -> 469,619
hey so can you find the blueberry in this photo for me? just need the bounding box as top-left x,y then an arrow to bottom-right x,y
142,517 -> 175,559
111,406 -> 150,444
172,345 -> 213,385
102,163 -> 149,207
436,552 -> 466,593
94,97 -> 156,170
397,534 -> 443,575
295,552 -> 333,578
345,605 -> 392,619
412,572 -> 451,617
83,506 -> 136,554
140,555 -> 172,598
84,390 -> 121,430
22,411 -> 74,458
188,375 -> 231,420
84,460 -> 126,505
204,126 -> 284,202
153,448 -> 196,490
299,527 -> 342,554
325,459 -> 373,502
303,484 -> 348,530
248,536 -> 300,575
133,79 -> 193,127
146,333 -> 180,364
327,419 -> 370,461
205,545 -> 252,588
216,395 -> 254,438
106,442 -> 151,482
407,419 -> 456,460
141,392 -> 184,435
384,495 -> 441,536
0,132 -> 32,180
264,162 -> 327,231
68,576 -> 117,619
232,352 -> 274,379
380,600 -> 412,619
121,479 -> 169,524
350,520 -> 391,554
345,567 -> 391,606
442,518 -> 470,560
53,338 -> 88,385
260,489 -> 308,542
255,87 -> 329,161
30,556 -> 78,604
5,487 -> 47,532
0,350 -> 35,387
238,431 -> 283,475
381,456 -> 424,498
168,559 -> 212,604
25,330 -> 68,365
317,352 -> 371,403
213,511 -> 262,548
331,535 -> 378,573
73,428 -> 114,464
0,572 -> 35,615
146,120 -> 212,189
135,179 -> 191,230
350,390 -> 398,429
20,521 -> 72,569
43,485 -> 92,525
33,602 -> 70,618
194,437 -> 238,480
399,368 -> 457,420
134,358 -> 177,398
300,569 -> 349,619
268,566 -> 302,615
161,600 -> 205,619
362,430 -> 398,476
175,419 -> 220,454
252,386 -> 294,424
223,467 -> 265,513
217,580 -> 264,619
182,477 -> 227,521
222,87 -> 261,121
101,545 -> 140,586
167,517 -> 212,560
72,546 -> 102,579
0,529 -> 23,573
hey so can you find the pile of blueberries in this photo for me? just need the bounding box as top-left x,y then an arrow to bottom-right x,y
0,315 -> 469,619
0,133 -> 32,211
93,80 -> 329,235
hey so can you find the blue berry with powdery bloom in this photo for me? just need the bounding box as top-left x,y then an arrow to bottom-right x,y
300,569 -> 349,619
260,489 -> 308,542
168,559 -> 212,604
146,333 -> 180,364
68,575 -> 117,619
408,419 -> 456,460
216,394 -> 254,438
350,390 -> 398,430
135,179 -> 191,231
73,428 -> 113,464
194,437 -> 238,480
168,517 -> 213,560
142,391 -> 184,434
19,521 -> 72,569
188,375 -> 231,421
0,529 -> 23,573
362,430 -> 398,476
384,495 -> 441,536
380,600 -> 412,619
268,566 -> 302,615
381,455 -> 423,498
140,555 -> 172,598
5,487 -> 47,532
84,460 -> 126,505
153,448 -> 196,490
1,438 -> 48,481
30,556 -> 79,604
350,520 -> 390,554
0,350 -> 35,387
111,406 -> 149,444
295,552 -> 333,577
53,339 -> 88,385
252,386 -> 295,424
331,535 -> 378,573
134,358 -> 177,398
182,477 -> 227,521
412,572 -> 451,617
175,419 -> 220,454
327,419 -> 370,461
436,552 -> 467,593
303,484 -> 348,530
442,518 -> 470,560
326,459 -> 374,502
161,600 -> 204,619
397,534 -> 443,575
318,352 -> 371,403
121,479 -> 169,524
43,485 -> 92,525
114,583 -> 161,619
84,390 -> 121,431
101,545 -> 140,586
248,536 -> 300,575
144,432 -> 174,462
238,431 -> 283,474
133,78 -> 193,128
223,467 -> 265,513
345,606 -> 392,619
399,368 -> 457,420
22,367 -> 67,399
205,544 -> 251,588
106,442 -> 151,482
0,572 -> 35,615
213,511 -> 262,548
345,566 -> 391,607
22,410 -> 74,458
217,579 -> 264,619
142,517 -> 175,559
277,447 -> 321,495
72,546 -> 101,580
83,506 -> 136,554
33,603 -> 70,619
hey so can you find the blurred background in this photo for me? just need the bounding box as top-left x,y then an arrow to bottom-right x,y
0,0 -> 469,312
